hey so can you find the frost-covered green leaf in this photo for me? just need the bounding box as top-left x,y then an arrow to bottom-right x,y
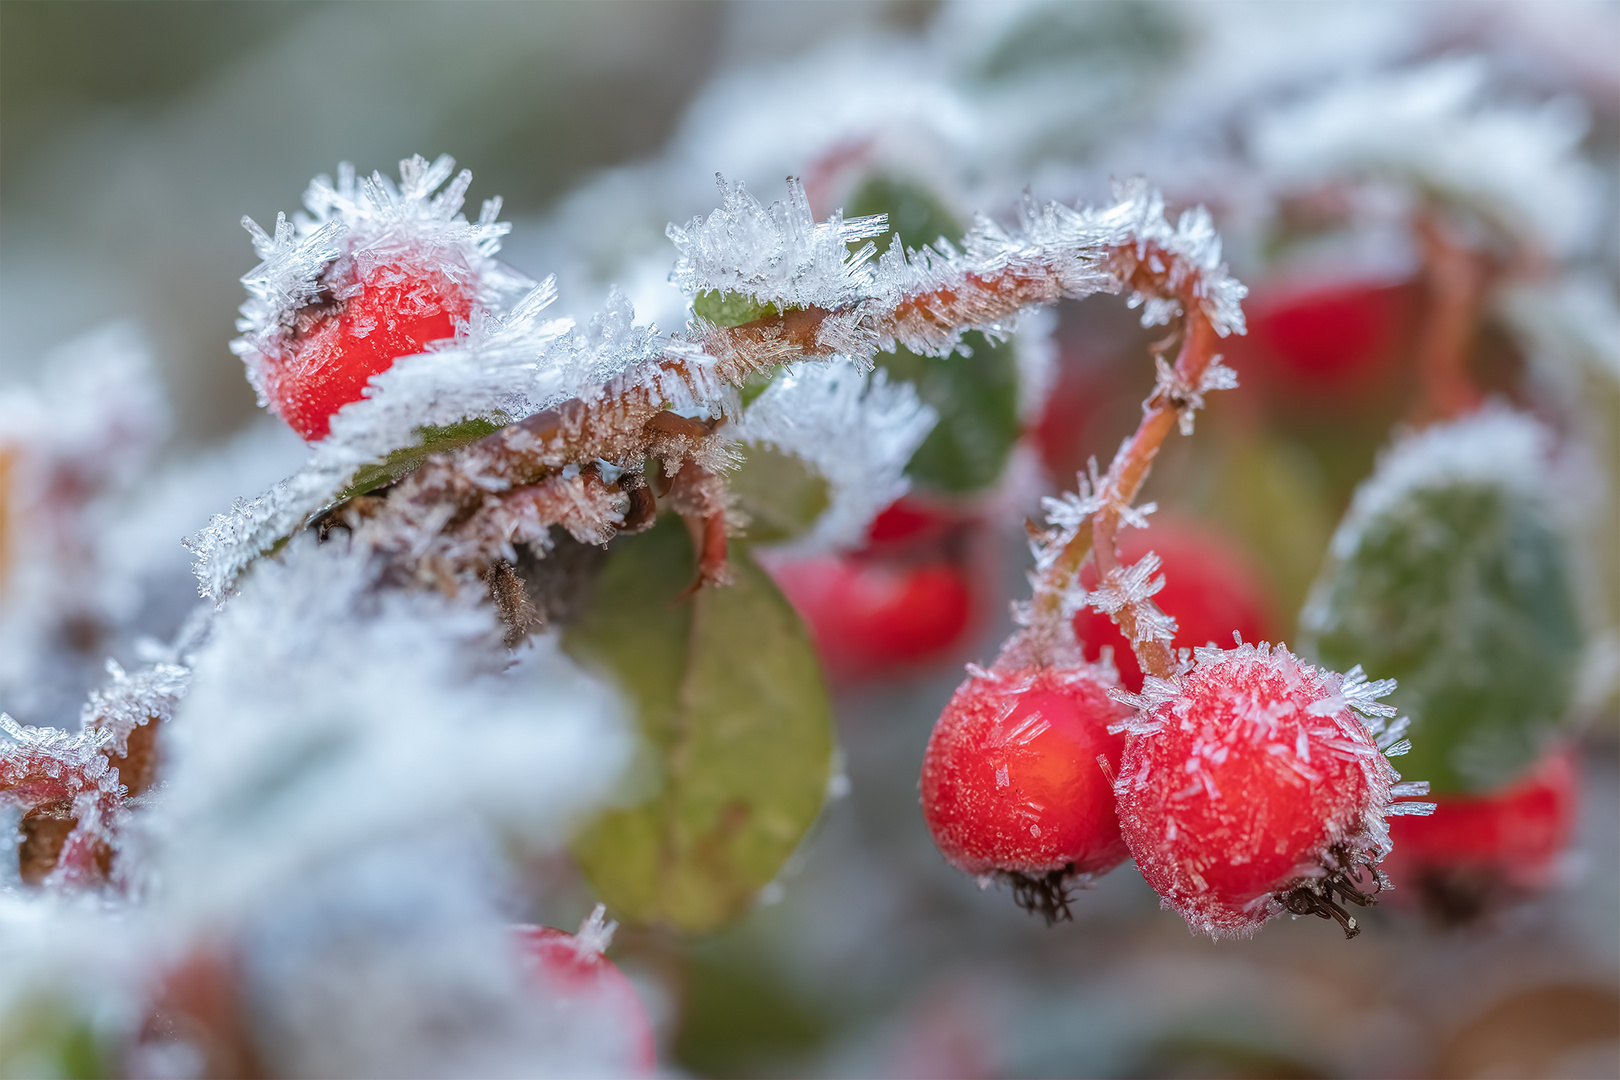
846,177 -> 1021,494
1300,410 -> 1583,793
729,447 -> 831,545
565,516 -> 833,932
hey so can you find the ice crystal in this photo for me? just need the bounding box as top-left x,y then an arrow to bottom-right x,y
730,363 -> 937,551
668,175 -> 889,312
158,534 -> 632,915
1251,57 -> 1603,255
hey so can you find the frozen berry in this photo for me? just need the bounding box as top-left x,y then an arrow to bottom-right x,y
513,905 -> 655,1075
1073,518 -> 1276,693
921,665 -> 1132,920
1381,748 -> 1578,924
261,261 -> 473,441
1114,642 -> 1430,939
765,500 -> 981,684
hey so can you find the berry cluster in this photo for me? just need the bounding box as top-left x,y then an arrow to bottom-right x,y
922,641 -> 1428,937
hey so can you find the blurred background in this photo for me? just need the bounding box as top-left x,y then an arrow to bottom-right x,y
3,2 -> 1617,1077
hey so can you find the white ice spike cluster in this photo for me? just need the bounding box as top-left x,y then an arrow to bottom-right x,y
668,175 -> 890,312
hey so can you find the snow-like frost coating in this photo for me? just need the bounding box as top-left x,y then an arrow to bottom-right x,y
154,534 -> 632,918
1251,57 -> 1603,256
730,363 -> 937,552
1314,405 -> 1557,569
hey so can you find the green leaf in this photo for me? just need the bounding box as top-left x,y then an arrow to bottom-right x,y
337,416 -> 506,501
0,995 -> 112,1080
564,515 -> 834,932
1301,481 -> 1583,794
845,175 -> 962,257
845,176 -> 1022,494
694,290 -> 787,329
876,333 -> 1021,494
728,446 -> 831,545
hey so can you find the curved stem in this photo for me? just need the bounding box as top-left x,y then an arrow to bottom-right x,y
1026,305 -> 1223,678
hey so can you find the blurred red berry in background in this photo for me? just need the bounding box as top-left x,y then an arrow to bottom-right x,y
765,499 -> 984,686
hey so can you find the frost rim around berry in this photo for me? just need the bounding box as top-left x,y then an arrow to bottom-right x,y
1111,640 -> 1436,940
232,154 -> 535,408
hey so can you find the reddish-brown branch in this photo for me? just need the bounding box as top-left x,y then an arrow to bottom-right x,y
1414,216 -> 1486,426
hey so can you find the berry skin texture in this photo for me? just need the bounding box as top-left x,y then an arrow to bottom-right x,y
1073,519 -> 1276,693
921,666 -> 1132,900
766,499 -> 981,685
513,919 -> 656,1075
262,261 -> 473,441
1114,642 -> 1417,939
1381,748 -> 1578,924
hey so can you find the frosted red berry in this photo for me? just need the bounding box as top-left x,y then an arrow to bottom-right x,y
262,261 -> 473,441
766,499 -> 980,684
513,916 -> 656,1075
1072,518 -> 1276,693
1114,642 -> 1424,938
921,665 -> 1132,919
1381,747 -> 1578,923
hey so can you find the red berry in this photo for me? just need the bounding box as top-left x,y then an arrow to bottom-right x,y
512,909 -> 656,1075
262,261 -> 473,441
1072,518 -> 1276,693
765,499 -> 981,684
920,665 -> 1131,919
1114,642 -> 1420,938
1381,748 -> 1578,923
1229,278 -> 1421,397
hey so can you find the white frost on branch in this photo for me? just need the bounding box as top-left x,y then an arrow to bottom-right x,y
1250,57 -> 1603,256
668,175 -> 890,312
730,363 -> 937,553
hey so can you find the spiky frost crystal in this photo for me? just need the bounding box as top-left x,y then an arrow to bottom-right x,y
668,176 -> 890,312
232,154 -> 533,406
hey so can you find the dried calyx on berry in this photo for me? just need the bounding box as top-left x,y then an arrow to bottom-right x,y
1113,640 -> 1436,939
920,661 -> 1132,923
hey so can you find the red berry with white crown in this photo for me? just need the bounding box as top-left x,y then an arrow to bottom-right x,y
233,154 -> 521,441
513,905 -> 656,1076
